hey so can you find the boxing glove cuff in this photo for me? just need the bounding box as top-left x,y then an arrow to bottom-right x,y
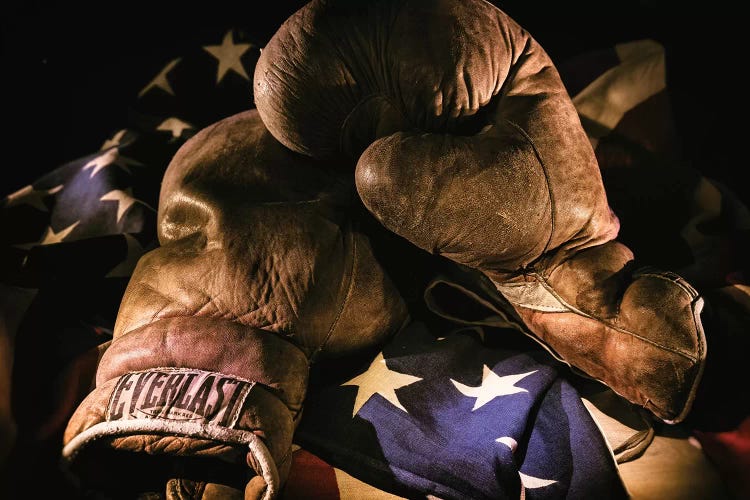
62,317 -> 309,499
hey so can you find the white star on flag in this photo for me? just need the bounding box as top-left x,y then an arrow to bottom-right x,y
100,188 -> 153,222
520,472 -> 557,489
106,234 -> 146,278
14,221 -> 80,249
203,31 -> 253,83
437,326 -> 485,343
14,221 -> 82,250
496,436 -> 518,452
156,117 -> 193,138
138,57 -> 181,97
497,436 -> 558,490
451,365 -> 536,411
4,184 -> 63,211
40,221 -> 79,244
83,149 -> 143,178
342,352 -> 422,416
100,129 -> 129,151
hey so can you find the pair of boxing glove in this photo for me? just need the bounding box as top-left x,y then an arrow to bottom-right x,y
62,0 -> 706,497
252,0 -> 704,424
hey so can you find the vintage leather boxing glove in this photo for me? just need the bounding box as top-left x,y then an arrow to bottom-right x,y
61,110 -> 408,498
253,0 -> 706,422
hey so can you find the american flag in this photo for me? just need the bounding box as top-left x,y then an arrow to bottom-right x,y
2,20 -> 748,500
298,320 -> 627,499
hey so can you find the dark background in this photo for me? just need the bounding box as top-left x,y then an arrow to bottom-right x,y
1,1 -> 743,194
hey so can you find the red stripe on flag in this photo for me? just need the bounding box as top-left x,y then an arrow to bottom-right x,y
282,448 -> 341,500
694,417 -> 750,500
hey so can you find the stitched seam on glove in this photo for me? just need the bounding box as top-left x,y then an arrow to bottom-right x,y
518,272 -> 702,362
310,221 -> 357,362
504,119 -> 556,260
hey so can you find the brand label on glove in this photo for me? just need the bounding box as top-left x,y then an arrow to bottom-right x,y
106,368 -> 253,427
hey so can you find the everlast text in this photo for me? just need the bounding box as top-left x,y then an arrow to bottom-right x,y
106,368 -> 253,427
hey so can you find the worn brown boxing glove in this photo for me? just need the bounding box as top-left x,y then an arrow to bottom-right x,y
61,110 -> 408,498
253,0 -> 706,423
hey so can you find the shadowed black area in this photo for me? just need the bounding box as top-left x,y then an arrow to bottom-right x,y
2,1 -> 744,196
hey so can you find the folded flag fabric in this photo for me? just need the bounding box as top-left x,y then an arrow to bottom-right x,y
297,321 -> 627,499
